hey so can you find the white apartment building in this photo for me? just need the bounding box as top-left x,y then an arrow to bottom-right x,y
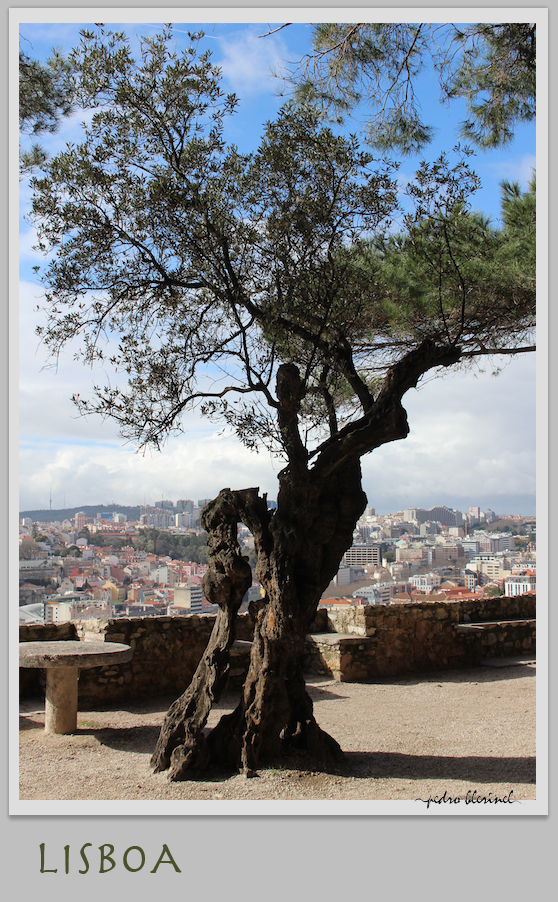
353,582 -> 410,604
44,599 -> 114,622
409,573 -> 442,592
505,574 -> 536,596
462,571 -> 479,590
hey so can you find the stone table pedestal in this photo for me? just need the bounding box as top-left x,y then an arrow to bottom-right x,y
19,640 -> 133,734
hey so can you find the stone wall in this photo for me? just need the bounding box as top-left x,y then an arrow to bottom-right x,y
19,595 -> 536,702
303,595 -> 536,680
451,594 -> 536,623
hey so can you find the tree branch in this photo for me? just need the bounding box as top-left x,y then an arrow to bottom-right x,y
258,24 -> 292,39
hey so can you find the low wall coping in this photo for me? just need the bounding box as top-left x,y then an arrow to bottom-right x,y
306,633 -> 374,645
456,619 -> 536,631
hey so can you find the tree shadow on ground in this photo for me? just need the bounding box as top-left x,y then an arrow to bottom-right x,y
86,723 -> 535,788
339,750 -> 536,784
80,724 -> 161,753
348,663 -> 536,687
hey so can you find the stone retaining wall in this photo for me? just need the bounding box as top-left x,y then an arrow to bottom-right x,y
303,595 -> 536,680
19,595 -> 536,702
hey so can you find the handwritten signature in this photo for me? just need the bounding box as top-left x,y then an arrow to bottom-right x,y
416,789 -> 519,809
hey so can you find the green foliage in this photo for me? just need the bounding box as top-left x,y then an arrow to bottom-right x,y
19,46 -> 75,172
29,26 -> 535,473
290,22 -> 536,153
447,24 -> 536,148
132,528 -> 209,563
292,23 -> 437,154
353,161 -> 536,362
85,532 -> 125,549
485,586 -> 505,597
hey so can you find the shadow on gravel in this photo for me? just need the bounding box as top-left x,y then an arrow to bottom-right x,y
79,724 -> 161,753
61,722 -> 536,788
340,751 -> 536,785
355,664 -> 536,686
19,715 -> 44,731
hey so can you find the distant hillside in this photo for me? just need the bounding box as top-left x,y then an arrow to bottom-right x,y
477,517 -> 536,533
19,504 -> 142,524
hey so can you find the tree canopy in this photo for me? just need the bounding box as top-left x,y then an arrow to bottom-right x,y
289,22 -> 536,153
30,27 -> 535,470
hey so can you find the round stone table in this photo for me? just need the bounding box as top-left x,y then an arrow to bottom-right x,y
19,640 -> 133,734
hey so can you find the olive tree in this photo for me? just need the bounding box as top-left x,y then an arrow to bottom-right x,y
28,27 -> 535,778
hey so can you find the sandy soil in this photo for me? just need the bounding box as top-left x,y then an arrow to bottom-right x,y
19,662 -> 536,804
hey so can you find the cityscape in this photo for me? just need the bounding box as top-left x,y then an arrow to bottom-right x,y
19,497 -> 536,625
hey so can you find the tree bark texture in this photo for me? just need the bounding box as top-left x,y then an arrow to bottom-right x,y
150,491 -> 253,779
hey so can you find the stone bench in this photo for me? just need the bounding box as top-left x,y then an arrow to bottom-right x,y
228,633 -> 379,684
454,619 -> 536,658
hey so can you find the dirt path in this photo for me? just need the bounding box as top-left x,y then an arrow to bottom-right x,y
18,663 -> 536,804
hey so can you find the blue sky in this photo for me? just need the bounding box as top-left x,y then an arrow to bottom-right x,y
17,15 -> 540,516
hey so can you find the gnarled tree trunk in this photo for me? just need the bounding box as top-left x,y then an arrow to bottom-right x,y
152,460 -> 366,779
150,491 -> 253,779
209,461 -> 367,774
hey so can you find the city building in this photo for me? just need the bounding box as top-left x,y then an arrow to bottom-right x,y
427,544 -> 463,565
353,582 -> 410,605
342,544 -> 382,567
505,573 -> 536,596
334,566 -> 366,586
74,511 -> 87,531
44,598 -> 114,622
409,573 -> 442,592
176,500 -> 194,513
172,582 -> 204,613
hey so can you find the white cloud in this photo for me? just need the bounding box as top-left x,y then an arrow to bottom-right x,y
18,348 -> 537,515
216,27 -> 290,97
360,354 -> 537,512
18,429 -> 282,511
486,154 -> 536,189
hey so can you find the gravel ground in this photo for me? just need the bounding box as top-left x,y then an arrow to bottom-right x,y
19,662 -> 536,804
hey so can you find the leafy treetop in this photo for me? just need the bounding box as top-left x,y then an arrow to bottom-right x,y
288,22 -> 536,153
29,27 -> 535,480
